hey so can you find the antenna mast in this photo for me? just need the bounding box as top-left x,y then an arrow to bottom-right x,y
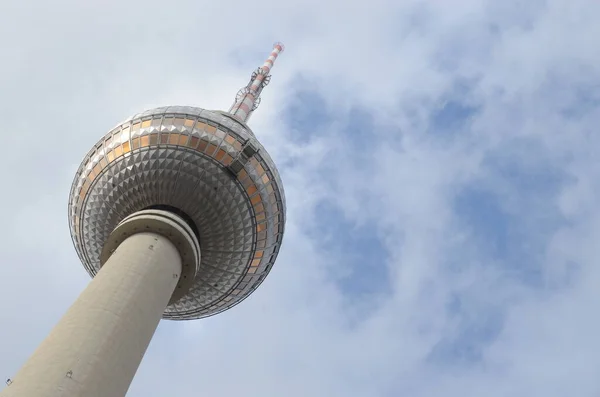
228,42 -> 285,122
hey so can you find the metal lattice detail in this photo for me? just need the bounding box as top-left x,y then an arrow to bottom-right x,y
251,96 -> 261,111
235,87 -> 250,103
251,67 -> 269,80
227,43 -> 284,123
68,106 -> 286,320
234,87 -> 261,111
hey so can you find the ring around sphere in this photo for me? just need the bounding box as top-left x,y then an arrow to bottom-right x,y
101,209 -> 200,304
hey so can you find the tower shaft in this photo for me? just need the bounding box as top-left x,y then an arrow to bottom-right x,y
0,232 -> 182,397
228,42 -> 284,122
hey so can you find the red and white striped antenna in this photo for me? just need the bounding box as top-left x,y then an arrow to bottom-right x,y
228,42 -> 285,123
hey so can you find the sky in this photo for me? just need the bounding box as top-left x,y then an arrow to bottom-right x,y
1,0 -> 600,396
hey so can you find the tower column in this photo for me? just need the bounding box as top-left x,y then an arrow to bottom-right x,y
1,210 -> 200,397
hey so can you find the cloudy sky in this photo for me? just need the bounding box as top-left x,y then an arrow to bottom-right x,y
1,0 -> 600,396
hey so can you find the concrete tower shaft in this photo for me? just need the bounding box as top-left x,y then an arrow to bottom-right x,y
0,210 -> 200,397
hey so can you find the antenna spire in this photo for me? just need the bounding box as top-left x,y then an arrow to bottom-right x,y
228,42 -> 285,123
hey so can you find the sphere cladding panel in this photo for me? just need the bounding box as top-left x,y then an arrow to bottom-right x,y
68,106 -> 286,320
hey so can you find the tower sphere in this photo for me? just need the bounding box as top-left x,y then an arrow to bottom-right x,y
68,106 -> 286,320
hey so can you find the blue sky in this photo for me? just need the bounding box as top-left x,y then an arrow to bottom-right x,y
1,0 -> 600,396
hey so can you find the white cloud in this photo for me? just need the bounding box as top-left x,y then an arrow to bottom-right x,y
0,0 -> 599,396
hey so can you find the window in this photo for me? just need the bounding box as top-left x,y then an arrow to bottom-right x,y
206,143 -> 217,155
253,203 -> 264,213
222,153 -> 233,166
246,185 -> 257,196
225,135 -> 236,145
168,134 -> 179,145
197,140 -> 208,152
255,163 -> 265,176
189,136 -> 199,149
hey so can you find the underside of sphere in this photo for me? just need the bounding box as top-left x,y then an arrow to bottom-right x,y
68,106 -> 286,320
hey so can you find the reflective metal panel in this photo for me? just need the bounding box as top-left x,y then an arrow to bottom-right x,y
68,107 -> 286,320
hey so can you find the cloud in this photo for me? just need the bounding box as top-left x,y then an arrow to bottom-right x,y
0,0 -> 599,396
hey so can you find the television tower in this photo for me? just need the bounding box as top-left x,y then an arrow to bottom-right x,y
1,43 -> 286,397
